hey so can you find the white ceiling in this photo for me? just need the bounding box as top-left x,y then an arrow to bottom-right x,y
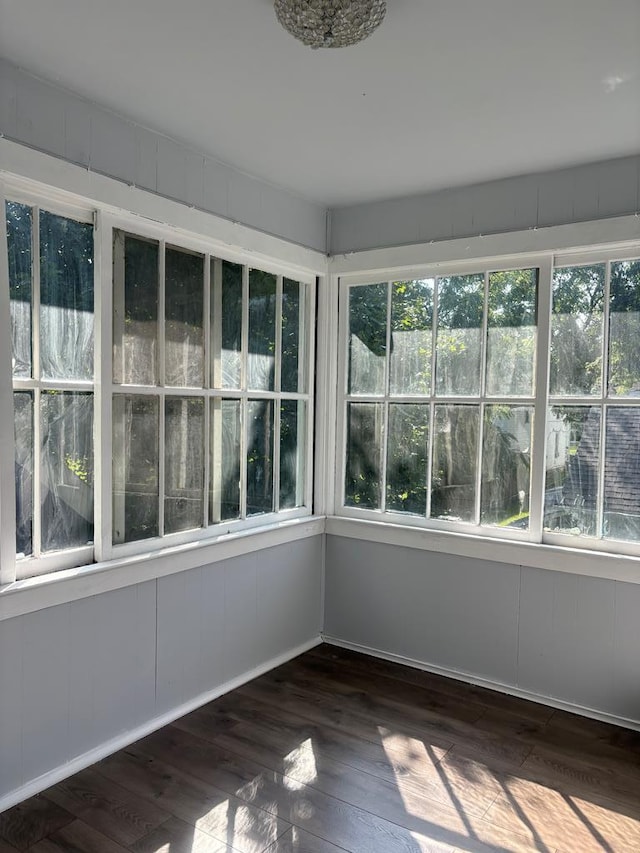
1,0 -> 639,207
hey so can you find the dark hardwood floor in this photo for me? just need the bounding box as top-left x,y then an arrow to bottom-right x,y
2,644 -> 640,853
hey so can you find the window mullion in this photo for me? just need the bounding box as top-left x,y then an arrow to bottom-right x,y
94,210 -> 113,562
336,279 -> 349,511
202,258 -> 211,529
530,258 -> 553,542
597,261 -> 613,538
158,243 -> 166,536
32,207 -> 42,558
0,185 -> 18,583
240,265 -> 249,519
474,272 -> 491,525
380,281 -> 392,512
426,279 -> 439,519
273,276 -> 283,511
305,279 -> 317,511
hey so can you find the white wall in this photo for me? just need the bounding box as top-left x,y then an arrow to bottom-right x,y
324,534 -> 640,727
0,59 -> 328,253
0,535 -> 324,811
329,155 -> 640,254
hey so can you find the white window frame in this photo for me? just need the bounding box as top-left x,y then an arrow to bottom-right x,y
102,210 -> 316,563
0,167 -> 319,587
333,236 -> 640,562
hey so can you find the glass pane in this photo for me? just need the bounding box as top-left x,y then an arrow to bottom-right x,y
280,400 -> 306,509
604,407 -> 640,541
211,259 -> 243,389
40,211 -> 94,381
247,269 -> 277,391
544,406 -> 600,536
113,232 -> 158,385
431,405 -> 479,522
390,279 -> 433,396
481,406 -> 532,528
386,404 -> 429,516
6,201 -> 32,378
282,279 -> 306,393
40,392 -> 94,552
550,265 -> 604,396
486,269 -> 537,396
345,402 -> 383,509
210,399 -> 241,523
436,274 -> 484,396
112,395 -> 159,543
247,399 -> 274,515
348,283 -> 387,395
165,247 -> 204,387
164,397 -> 204,534
608,260 -> 640,397
14,391 -> 33,557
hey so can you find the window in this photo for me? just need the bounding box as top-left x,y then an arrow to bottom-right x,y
342,269 -> 538,529
545,260 -> 640,544
7,200 -> 95,573
4,196 -> 314,579
339,253 -> 640,553
111,231 -> 312,552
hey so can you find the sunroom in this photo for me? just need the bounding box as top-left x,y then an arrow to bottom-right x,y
1,2 -> 640,849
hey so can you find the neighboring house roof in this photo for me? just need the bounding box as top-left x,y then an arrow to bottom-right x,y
564,404 -> 640,515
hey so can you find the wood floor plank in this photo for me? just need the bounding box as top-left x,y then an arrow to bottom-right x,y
211,719 -> 501,821
264,825 -> 454,853
262,826 -> 356,853
274,656 -> 485,726
42,767 -> 169,847
546,709 -> 640,750
234,674 -> 452,757
307,646 -> 554,725
0,795 -> 73,852
476,705 -> 640,776
128,816 -> 236,853
173,694 -> 451,795
521,747 -> 640,813
134,722 -> 543,853
483,776 -> 640,853
239,671 -> 532,771
26,818 -> 129,853
96,746 -> 290,853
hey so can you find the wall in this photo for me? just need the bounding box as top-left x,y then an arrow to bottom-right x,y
0,59 -> 328,253
329,155 -> 640,254
324,535 -> 640,727
0,535 -> 324,811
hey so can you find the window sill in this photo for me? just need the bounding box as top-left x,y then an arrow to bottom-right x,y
0,516 -> 325,621
325,516 -> 640,585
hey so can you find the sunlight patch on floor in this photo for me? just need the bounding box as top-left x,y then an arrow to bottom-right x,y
283,738 -> 318,791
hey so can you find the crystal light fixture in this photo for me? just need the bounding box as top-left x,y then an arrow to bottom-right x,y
274,0 -> 386,49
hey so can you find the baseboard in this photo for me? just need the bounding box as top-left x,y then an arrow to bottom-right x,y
321,634 -> 640,733
0,635 -> 322,815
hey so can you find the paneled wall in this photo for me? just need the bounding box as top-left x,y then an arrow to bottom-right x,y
324,535 -> 640,726
0,535 -> 323,809
330,155 -> 640,253
0,59 -> 328,252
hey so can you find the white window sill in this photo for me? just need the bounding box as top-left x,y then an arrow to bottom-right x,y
0,516 -> 326,621
326,516 -> 640,585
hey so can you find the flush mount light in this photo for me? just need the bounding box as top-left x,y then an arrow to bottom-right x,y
274,0 -> 387,49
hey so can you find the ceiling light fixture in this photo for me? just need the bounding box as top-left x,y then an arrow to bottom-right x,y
274,0 -> 386,49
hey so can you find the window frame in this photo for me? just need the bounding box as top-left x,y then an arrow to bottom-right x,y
1,182 -> 317,583
335,244 -> 640,560
102,210 -> 316,563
